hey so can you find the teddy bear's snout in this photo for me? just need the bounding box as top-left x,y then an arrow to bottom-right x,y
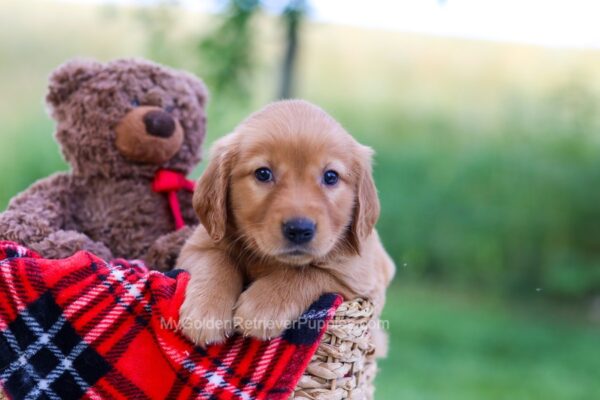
143,110 -> 176,138
115,105 -> 184,165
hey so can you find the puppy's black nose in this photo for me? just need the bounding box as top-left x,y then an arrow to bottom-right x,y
143,110 -> 176,138
282,218 -> 316,245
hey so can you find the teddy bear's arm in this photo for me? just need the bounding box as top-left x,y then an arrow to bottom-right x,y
141,191 -> 197,271
0,173 -> 71,243
142,191 -> 198,271
0,173 -> 113,259
31,230 -> 113,260
144,225 -> 194,271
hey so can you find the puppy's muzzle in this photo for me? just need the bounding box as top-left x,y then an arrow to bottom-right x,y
282,218 -> 316,245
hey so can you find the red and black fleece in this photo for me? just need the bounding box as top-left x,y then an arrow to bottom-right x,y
0,241 -> 341,399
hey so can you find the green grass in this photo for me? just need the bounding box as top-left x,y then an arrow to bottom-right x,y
376,284 -> 600,399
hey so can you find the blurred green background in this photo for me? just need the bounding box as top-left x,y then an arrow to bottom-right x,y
1,0 -> 599,398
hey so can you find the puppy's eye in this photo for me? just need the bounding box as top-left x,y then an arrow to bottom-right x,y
130,98 -> 140,107
165,104 -> 175,113
255,167 -> 273,182
323,170 -> 339,186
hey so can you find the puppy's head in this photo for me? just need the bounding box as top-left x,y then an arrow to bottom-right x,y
194,100 -> 379,265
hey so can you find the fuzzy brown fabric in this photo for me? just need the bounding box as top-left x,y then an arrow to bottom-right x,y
0,58 -> 208,270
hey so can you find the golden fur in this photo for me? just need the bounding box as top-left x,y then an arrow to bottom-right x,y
178,100 -> 395,348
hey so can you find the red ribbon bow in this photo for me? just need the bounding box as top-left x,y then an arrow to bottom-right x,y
152,169 -> 196,230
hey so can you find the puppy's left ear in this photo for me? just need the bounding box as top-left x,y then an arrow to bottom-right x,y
348,145 -> 380,253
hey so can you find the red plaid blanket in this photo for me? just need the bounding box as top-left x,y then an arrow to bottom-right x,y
0,241 -> 342,399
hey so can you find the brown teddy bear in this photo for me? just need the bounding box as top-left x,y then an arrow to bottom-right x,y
0,58 -> 208,270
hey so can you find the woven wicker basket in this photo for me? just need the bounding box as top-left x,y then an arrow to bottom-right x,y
292,298 -> 377,399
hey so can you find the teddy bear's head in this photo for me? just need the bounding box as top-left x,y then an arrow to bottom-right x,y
46,58 -> 208,179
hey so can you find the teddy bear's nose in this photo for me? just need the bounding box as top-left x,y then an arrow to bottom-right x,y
143,110 -> 176,138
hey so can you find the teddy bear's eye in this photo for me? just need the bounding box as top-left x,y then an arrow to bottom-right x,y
130,98 -> 140,107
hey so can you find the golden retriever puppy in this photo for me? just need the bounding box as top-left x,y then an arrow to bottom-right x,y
177,100 -> 395,347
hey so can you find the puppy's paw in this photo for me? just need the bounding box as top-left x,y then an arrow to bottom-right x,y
233,286 -> 305,340
179,293 -> 235,346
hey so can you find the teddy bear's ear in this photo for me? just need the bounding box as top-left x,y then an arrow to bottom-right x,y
181,72 -> 209,108
46,59 -> 103,110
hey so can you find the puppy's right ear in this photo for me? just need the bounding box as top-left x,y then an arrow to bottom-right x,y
193,134 -> 237,242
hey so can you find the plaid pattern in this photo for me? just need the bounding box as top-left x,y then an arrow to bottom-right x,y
0,241 -> 342,399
